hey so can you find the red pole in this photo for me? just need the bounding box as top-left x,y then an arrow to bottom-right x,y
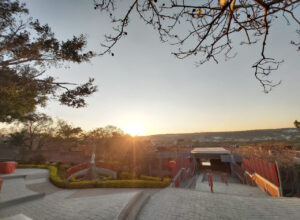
208,173 -> 213,193
266,162 -> 273,183
272,163 -> 280,187
260,159 -> 267,179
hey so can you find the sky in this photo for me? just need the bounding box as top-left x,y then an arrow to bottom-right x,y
22,0 -> 300,135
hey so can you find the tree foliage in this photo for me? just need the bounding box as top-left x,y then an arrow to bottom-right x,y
294,120 -> 300,128
5,113 -> 53,149
56,120 -> 83,139
94,0 -> 300,92
0,0 -> 97,122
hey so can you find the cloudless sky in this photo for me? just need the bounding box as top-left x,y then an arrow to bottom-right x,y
24,0 -> 300,135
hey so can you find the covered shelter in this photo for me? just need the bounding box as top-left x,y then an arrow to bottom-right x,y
191,147 -> 232,173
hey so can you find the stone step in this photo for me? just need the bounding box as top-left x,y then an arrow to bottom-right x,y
0,177 -> 46,209
1,214 -> 32,220
0,174 -> 27,180
0,192 -> 45,209
118,189 -> 159,220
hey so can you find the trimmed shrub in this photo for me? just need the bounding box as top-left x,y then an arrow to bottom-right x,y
69,175 -> 80,182
17,164 -> 48,169
67,180 -> 97,189
119,172 -> 136,180
163,177 -> 171,182
16,164 -> 171,189
140,175 -> 162,181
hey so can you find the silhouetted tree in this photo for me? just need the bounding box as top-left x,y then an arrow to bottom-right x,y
56,120 -> 83,139
18,113 -> 53,150
94,0 -> 300,92
294,120 -> 300,128
0,0 -> 97,122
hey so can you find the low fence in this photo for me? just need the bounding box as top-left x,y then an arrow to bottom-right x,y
232,157 -> 281,197
242,158 -> 279,187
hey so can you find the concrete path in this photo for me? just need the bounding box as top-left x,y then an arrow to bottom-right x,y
0,178 -> 41,205
2,169 -> 300,220
118,189 -> 159,220
138,187 -> 300,220
0,169 -> 139,220
195,173 -> 268,197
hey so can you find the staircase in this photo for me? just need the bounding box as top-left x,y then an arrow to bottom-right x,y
193,172 -> 268,197
0,169 -> 50,209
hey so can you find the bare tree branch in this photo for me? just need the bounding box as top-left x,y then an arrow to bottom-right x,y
94,0 -> 300,92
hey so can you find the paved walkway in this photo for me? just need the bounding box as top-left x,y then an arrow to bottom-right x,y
0,169 -> 139,220
195,173 -> 268,197
0,177 -> 41,204
138,187 -> 300,220
1,169 -> 300,220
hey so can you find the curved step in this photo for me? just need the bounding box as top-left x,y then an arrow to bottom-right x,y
0,192 -> 45,209
118,189 -> 159,220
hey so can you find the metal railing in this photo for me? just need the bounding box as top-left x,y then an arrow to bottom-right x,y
170,167 -> 192,187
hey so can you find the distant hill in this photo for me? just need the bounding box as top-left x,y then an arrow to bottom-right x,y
143,128 -> 300,147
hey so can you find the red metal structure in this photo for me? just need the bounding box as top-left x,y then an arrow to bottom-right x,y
241,158 -> 279,187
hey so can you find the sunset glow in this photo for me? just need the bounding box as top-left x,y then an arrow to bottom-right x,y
124,122 -> 145,136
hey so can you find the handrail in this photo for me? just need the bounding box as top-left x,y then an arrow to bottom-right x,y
170,167 -> 192,187
245,172 -> 281,197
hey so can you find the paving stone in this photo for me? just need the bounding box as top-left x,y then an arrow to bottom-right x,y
0,169 -> 137,220
0,178 -> 40,204
138,187 -> 300,220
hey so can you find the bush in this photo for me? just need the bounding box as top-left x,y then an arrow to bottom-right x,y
163,177 -> 171,182
16,164 -> 171,189
119,172 -> 136,180
69,173 -> 113,182
67,180 -> 97,189
17,164 -> 48,169
48,166 -> 68,188
57,163 -> 70,179
98,173 -> 113,180
69,175 -> 80,182
140,175 -> 162,181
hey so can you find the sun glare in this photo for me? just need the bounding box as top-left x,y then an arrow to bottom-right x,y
124,123 -> 145,136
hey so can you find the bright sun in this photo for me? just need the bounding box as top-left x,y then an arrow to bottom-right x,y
124,123 -> 145,136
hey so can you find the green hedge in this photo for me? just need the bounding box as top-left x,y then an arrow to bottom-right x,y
17,164 -> 48,169
69,173 -> 113,182
140,175 -> 162,181
17,164 -> 171,189
119,172 -> 136,180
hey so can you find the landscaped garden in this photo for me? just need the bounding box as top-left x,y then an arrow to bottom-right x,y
17,163 -> 171,189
